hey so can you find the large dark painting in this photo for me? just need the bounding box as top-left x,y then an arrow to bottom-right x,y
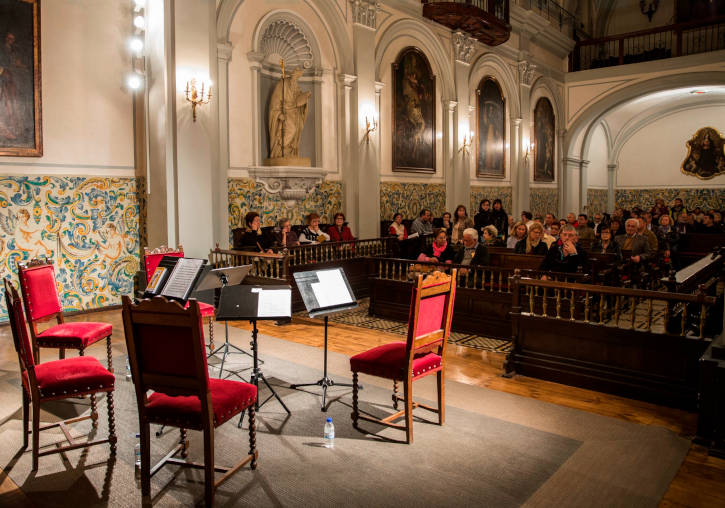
476,77 -> 505,177
0,0 -> 41,156
534,97 -> 555,182
392,47 -> 435,173
681,127 -> 725,180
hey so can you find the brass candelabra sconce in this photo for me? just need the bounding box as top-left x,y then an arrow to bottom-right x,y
363,116 -> 378,144
524,141 -> 534,163
459,132 -> 474,155
185,79 -> 212,122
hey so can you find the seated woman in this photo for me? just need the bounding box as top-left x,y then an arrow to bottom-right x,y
440,211 -> 453,238
299,213 -> 330,243
271,218 -> 299,249
507,221 -> 527,249
328,212 -> 355,242
481,225 -> 499,246
236,211 -> 273,252
451,205 -> 474,245
592,225 -> 622,260
389,213 -> 408,240
514,222 -> 548,255
417,228 -> 455,264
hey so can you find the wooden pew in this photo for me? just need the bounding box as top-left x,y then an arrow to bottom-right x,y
506,274 -> 718,409
678,233 -> 725,265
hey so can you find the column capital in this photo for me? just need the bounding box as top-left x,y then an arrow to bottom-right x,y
607,163 -> 618,171
337,73 -> 357,88
442,98 -> 458,112
452,31 -> 475,65
512,117 -> 523,126
247,51 -> 264,69
374,81 -> 385,94
517,60 -> 536,87
350,0 -> 380,30
218,42 -> 233,62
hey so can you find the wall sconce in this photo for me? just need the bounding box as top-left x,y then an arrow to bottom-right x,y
524,141 -> 534,163
185,79 -> 212,122
459,131 -> 474,155
363,116 -> 378,144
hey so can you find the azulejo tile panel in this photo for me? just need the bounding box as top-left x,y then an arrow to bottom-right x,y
0,176 -> 140,320
587,189 -> 609,214
615,188 -> 725,211
380,182 -> 446,221
470,186 -> 513,217
530,188 -> 558,217
228,178 -> 343,242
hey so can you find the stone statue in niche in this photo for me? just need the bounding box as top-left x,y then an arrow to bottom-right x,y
264,62 -> 312,167
681,127 -> 725,180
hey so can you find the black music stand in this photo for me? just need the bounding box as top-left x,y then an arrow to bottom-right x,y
197,265 -> 253,378
216,284 -> 292,426
290,267 -> 361,411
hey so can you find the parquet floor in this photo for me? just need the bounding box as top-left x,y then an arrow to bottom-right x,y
1,308 -> 724,507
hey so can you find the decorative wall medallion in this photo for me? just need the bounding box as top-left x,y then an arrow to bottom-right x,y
681,127 -> 725,180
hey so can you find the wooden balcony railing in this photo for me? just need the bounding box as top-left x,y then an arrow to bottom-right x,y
514,0 -> 576,38
570,16 -> 725,71
422,0 -> 511,46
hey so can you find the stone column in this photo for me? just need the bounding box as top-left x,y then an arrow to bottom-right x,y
246,51 -> 264,167
214,42 -> 233,247
449,31 -> 475,212
516,60 -> 536,216
563,157 -> 584,214
338,73 -> 357,228
442,99 -> 457,212
510,117 -> 522,214
607,163 -> 617,211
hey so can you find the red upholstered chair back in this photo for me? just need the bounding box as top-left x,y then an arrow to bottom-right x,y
406,270 -> 457,357
122,296 -> 209,401
144,246 -> 184,283
4,279 -> 36,384
17,259 -> 62,322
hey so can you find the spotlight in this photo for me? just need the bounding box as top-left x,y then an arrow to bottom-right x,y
133,0 -> 146,10
129,36 -> 144,54
133,15 -> 145,30
127,73 -> 143,91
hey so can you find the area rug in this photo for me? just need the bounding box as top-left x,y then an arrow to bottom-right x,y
0,327 -> 689,507
297,299 -> 513,353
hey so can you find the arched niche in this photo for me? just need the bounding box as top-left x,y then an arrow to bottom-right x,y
474,76 -> 506,179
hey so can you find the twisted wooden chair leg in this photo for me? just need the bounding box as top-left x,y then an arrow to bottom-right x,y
180,428 -> 189,458
248,406 -> 257,470
208,317 -> 215,353
351,372 -> 359,427
392,379 -> 399,410
106,390 -> 117,454
106,336 -> 114,373
90,393 -> 99,428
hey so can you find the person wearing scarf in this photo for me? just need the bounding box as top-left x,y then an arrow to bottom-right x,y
656,214 -> 680,266
417,228 -> 455,263
514,222 -> 548,255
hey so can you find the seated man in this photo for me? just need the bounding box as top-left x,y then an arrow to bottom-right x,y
697,213 -> 720,234
539,224 -> 588,274
576,214 -> 596,245
453,228 -> 490,267
410,208 -> 434,236
615,218 -> 651,264
638,217 -> 659,252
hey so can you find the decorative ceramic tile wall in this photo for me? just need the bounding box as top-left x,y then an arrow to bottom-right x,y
379,182 -> 446,221
615,188 -> 725,211
586,189 -> 609,214
470,186 -> 513,216
530,188 -> 559,217
228,178 -> 343,240
0,176 -> 141,320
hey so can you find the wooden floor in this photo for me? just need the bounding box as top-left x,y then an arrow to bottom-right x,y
1,308 -> 724,507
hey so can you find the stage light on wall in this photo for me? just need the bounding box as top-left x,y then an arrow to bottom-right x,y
133,15 -> 145,30
129,36 -> 144,54
185,78 -> 212,122
127,72 -> 143,91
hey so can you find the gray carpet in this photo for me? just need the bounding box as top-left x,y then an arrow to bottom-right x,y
0,326 -> 690,507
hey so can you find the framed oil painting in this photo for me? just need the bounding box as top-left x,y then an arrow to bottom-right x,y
534,97 -> 554,182
476,77 -> 505,178
0,0 -> 42,156
392,47 -> 436,173
681,126 -> 725,180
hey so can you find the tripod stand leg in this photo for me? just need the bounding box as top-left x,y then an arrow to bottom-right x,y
260,373 -> 291,414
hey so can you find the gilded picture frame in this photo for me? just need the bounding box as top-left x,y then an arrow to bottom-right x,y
681,126 -> 725,180
476,76 -> 506,178
392,47 -> 436,173
0,0 -> 42,157
533,97 -> 555,182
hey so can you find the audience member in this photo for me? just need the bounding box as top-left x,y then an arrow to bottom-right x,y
615,218 -> 651,264
610,219 -> 622,237
328,212 -> 355,242
410,208 -> 434,236
521,211 -> 534,230
566,212 -> 577,227
576,214 -> 596,244
454,228 -> 490,266
299,213 -> 330,243
451,205 -> 474,245
592,213 -> 604,236
650,198 -> 668,224
418,228 -> 455,264
441,211 -> 453,237
638,217 -> 659,252
592,226 -> 622,260
491,199 -> 509,239
578,214 -> 594,229
714,212 -> 725,232
389,213 -> 408,240
655,214 -> 679,264
697,213 -> 719,234
481,225 -> 499,246
237,211 -> 273,252
271,218 -> 299,248
670,198 -> 686,219
643,212 -> 654,231
543,213 -> 556,234
549,222 -> 561,239
676,211 -> 693,235
507,221 -> 527,249
514,222 -> 548,255
474,199 -> 493,234
507,215 -> 516,237
539,224 -> 588,274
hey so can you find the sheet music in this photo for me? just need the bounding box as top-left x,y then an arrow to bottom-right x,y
161,258 -> 204,299
257,289 -> 291,318
311,269 -> 353,309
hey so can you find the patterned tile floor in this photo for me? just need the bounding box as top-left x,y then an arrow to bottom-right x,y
297,299 -> 513,353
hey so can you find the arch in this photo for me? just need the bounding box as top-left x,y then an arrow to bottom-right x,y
530,75 -> 563,126
252,11 -> 322,70
375,18 -> 454,100
468,53 -> 520,119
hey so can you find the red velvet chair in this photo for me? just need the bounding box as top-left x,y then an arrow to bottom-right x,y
144,245 -> 216,352
122,295 -> 258,507
4,278 -> 117,471
350,269 -> 456,443
17,258 -> 113,372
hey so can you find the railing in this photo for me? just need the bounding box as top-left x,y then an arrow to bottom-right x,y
514,0 -> 576,37
374,257 -> 589,291
422,0 -> 509,23
571,16 -> 725,71
209,249 -> 288,280
511,274 -> 718,338
285,237 -> 395,266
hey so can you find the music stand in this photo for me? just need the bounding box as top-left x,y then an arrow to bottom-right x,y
290,267 -> 361,411
216,284 -> 292,424
199,265 -> 253,378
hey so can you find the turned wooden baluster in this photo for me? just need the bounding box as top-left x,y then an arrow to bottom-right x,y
681,304 -> 688,336
700,303 -> 707,339
646,298 -> 654,331
569,290 -> 575,321
528,286 -> 535,314
555,289 -> 562,319
630,297 -> 637,330
584,291 -> 590,322
542,288 -> 548,317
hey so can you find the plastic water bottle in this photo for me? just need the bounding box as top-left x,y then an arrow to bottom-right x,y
125,356 -> 132,382
323,417 -> 335,448
134,433 -> 141,473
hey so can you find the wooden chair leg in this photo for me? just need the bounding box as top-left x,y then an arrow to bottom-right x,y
180,428 -> 188,458
248,406 -> 257,470
208,317 -> 215,354
392,379 -> 399,410
140,421 -> 152,503
351,372 -> 359,427
437,369 -> 445,426
90,393 -> 98,428
106,336 -> 114,373
31,400 -> 39,471
404,378 -> 413,444
106,390 -> 117,454
22,389 -> 29,450
59,347 -> 65,360
203,426 -> 215,507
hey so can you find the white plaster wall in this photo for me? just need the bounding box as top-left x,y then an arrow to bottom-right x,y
587,123 -> 608,188
0,0 -> 134,175
617,106 -> 725,187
